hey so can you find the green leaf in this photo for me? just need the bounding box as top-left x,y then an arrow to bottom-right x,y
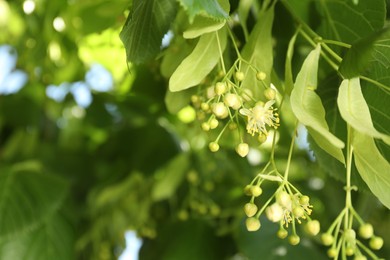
0,163 -> 68,239
0,213 -> 74,260
183,17 -> 225,39
290,45 -> 345,163
284,29 -> 299,95
316,0 -> 386,43
339,28 -> 389,78
120,0 -> 178,64
152,153 -> 191,201
353,130 -> 390,209
178,0 -> 229,23
240,4 -> 274,99
337,78 -> 390,144
169,27 -> 227,92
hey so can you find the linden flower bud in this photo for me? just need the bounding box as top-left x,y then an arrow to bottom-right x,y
292,206 -> 305,218
256,71 -> 267,81
246,217 -> 261,232
207,86 -> 216,99
354,255 -> 367,260
209,118 -> 219,129
244,203 -> 258,217
215,82 -> 227,95
200,102 -> 210,111
241,88 -> 253,101
209,142 -> 219,152
359,223 -> 374,239
235,71 -> 245,81
191,95 -> 200,104
299,195 -> 310,205
236,143 -> 249,157
345,246 -> 355,256
264,88 -> 276,100
321,233 -> 334,246
212,102 -> 229,119
345,229 -> 356,242
369,236 -> 384,250
277,229 -> 288,239
305,220 -> 320,236
266,203 -> 284,222
244,185 -> 252,196
288,235 -> 300,245
327,248 -> 338,258
201,122 -> 210,131
250,186 -> 263,197
276,191 -> 292,209
224,93 -> 241,110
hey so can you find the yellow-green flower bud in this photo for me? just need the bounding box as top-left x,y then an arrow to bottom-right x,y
327,248 -> 338,258
277,229 -> 288,239
264,88 -> 276,100
246,217 -> 261,232
224,93 -> 241,110
215,82 -> 227,95
212,102 -> 228,119
209,142 -> 219,152
305,220 -> 320,236
250,186 -> 262,197
201,122 -> 210,131
244,203 -> 258,217
235,71 -> 245,81
209,118 -> 219,129
359,223 -> 374,239
266,203 -> 284,222
369,236 -> 384,250
321,233 -> 334,246
236,142 -> 249,157
256,71 -> 267,81
288,235 -> 300,245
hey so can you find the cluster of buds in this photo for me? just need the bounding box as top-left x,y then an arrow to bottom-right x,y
190,66 -> 280,157
321,215 -> 384,259
243,173 -> 320,245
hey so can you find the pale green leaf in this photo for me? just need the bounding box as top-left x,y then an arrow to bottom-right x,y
0,213 -> 74,260
238,0 -> 254,39
284,29 -> 299,95
120,0 -> 177,64
290,45 -> 345,163
0,165 -> 68,239
152,153 -> 191,201
169,27 -> 227,92
240,4 -> 274,99
353,130 -> 390,209
183,17 -> 225,39
338,78 -> 390,145
178,0 -> 229,23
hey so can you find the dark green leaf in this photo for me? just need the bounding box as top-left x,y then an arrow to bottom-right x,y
339,28 -> 389,78
120,0 -> 178,64
316,0 -> 386,43
0,213 -> 74,260
0,163 -> 68,239
178,0 -> 229,23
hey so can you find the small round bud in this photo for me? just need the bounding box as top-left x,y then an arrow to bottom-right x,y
277,229 -> 288,239
201,122 -> 210,131
241,88 -> 253,101
250,186 -> 263,197
177,210 -> 189,221
276,191 -> 292,209
212,102 -> 229,119
292,206 -> 305,218
299,195 -> 310,205
246,217 -> 261,232
288,235 -> 300,245
369,236 -> 383,250
207,86 -> 216,99
258,134 -> 267,143
244,185 -> 252,196
354,255 -> 367,260
224,93 -> 241,110
229,122 -> 237,130
266,203 -> 284,222
305,220 -> 320,236
256,71 -> 267,81
200,102 -> 210,111
327,248 -> 338,258
209,118 -> 219,129
321,233 -> 334,246
191,95 -> 200,104
344,229 -> 356,242
244,203 -> 258,217
359,223 -> 374,239
236,143 -> 249,157
235,71 -> 245,81
345,246 -> 355,256
209,142 -> 220,152
215,82 -> 227,95
264,88 -> 276,100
